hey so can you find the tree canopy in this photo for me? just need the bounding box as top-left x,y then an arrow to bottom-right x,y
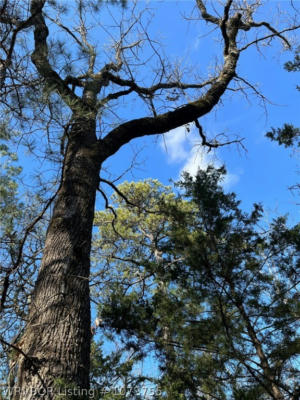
0,1 -> 299,399
93,168 -> 300,399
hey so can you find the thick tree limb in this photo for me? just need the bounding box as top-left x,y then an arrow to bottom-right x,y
30,0 -> 87,113
98,88 -> 134,107
100,48 -> 239,158
196,0 -> 220,25
98,1 -> 300,160
221,0 -> 233,55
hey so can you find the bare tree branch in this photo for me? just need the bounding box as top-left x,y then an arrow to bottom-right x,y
249,20 -> 292,48
99,177 -> 138,208
239,24 -> 300,51
98,71 -> 216,98
97,186 -> 125,240
194,119 -> 245,151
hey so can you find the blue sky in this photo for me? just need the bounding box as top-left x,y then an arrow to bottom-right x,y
6,0 -> 297,388
14,0 -> 299,224
98,0 -> 300,225
0,0 -> 298,389
92,2 -> 300,382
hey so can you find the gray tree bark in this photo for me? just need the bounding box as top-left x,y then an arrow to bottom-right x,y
13,116 -> 101,399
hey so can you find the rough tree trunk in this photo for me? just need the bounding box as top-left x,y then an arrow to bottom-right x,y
13,116 -> 101,400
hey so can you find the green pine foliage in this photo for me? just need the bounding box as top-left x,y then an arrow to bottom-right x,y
284,47 -> 300,73
92,167 -> 300,400
266,48 -> 300,147
266,124 -> 300,147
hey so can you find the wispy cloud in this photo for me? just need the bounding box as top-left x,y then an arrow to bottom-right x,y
180,145 -> 211,176
159,126 -> 190,163
160,125 -> 240,189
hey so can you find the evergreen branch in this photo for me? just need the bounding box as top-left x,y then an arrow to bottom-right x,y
0,3 -> 43,89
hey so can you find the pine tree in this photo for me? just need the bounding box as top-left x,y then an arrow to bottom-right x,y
0,1 -> 299,397
93,168 -> 300,400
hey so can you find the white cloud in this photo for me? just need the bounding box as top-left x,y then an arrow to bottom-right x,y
222,171 -> 240,189
160,125 -> 240,189
180,146 -> 210,176
159,126 -> 190,163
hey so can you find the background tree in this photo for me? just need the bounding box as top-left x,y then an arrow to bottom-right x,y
0,2 -> 55,392
266,45 -> 300,147
0,116 -> 48,397
93,169 -> 300,400
0,0 -> 298,397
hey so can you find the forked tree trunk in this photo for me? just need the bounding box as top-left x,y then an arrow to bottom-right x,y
13,116 -> 101,400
